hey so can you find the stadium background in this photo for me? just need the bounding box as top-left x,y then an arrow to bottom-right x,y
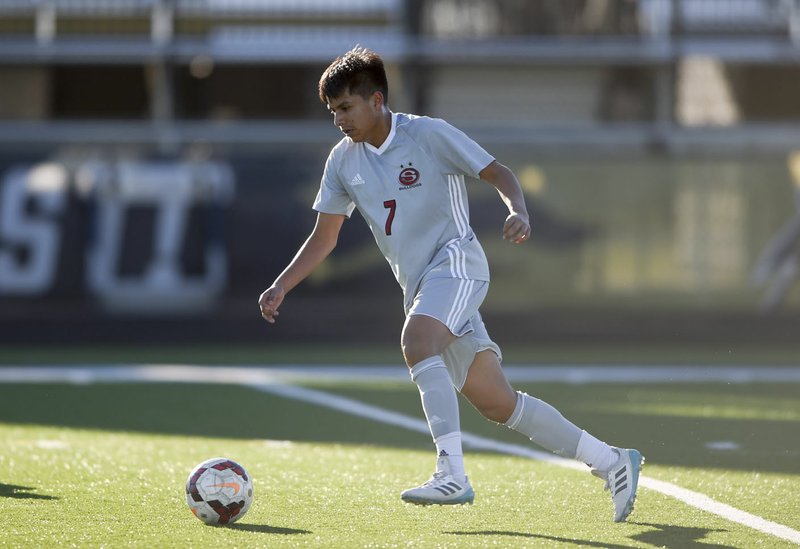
1,0 -> 799,350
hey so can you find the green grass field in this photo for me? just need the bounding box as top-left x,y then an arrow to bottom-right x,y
1,359 -> 799,548
0,362 -> 800,547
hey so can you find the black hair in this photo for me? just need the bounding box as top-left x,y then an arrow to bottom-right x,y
318,46 -> 389,105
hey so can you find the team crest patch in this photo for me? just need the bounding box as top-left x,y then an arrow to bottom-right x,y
398,164 -> 421,189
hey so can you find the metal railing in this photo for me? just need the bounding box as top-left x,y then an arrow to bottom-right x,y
1,0 -> 800,154
414,0 -> 799,38
1,0 -> 798,56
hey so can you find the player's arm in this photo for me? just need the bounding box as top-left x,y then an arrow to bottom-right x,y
259,212 -> 346,323
479,160 -> 531,244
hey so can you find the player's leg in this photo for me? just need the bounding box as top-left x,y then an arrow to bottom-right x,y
401,313 -> 462,474
400,313 -> 474,505
455,350 -> 517,422
401,312 -> 455,366
461,350 -> 585,459
460,349 -> 644,522
400,278 -> 487,506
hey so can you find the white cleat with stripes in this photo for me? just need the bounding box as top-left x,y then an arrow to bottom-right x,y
401,457 -> 474,506
593,448 -> 644,522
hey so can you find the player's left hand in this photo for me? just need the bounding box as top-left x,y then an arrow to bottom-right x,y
259,284 -> 285,324
503,212 -> 531,244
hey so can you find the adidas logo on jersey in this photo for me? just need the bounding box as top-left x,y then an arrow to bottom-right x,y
349,173 -> 366,186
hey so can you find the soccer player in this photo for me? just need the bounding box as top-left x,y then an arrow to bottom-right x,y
259,46 -> 643,522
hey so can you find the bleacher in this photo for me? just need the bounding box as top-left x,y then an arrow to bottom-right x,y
0,1 -> 799,151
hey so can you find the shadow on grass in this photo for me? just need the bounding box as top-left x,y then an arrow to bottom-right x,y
630,522 -> 735,549
0,483 -> 58,500
0,383 -> 431,452
228,523 -> 311,535
447,523 -> 734,548
1,382 -> 799,473
445,530 -> 631,548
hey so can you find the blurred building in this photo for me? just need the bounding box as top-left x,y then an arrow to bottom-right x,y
1,0 -> 800,345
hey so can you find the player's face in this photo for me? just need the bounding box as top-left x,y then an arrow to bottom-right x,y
327,89 -> 384,146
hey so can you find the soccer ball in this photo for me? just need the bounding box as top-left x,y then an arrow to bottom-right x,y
185,457 -> 254,525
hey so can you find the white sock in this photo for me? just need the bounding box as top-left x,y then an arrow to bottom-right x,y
410,356 -> 465,479
434,432 -> 465,481
505,391 -> 582,458
575,430 -> 618,471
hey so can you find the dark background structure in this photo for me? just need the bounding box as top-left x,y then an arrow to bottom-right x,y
1,0 -> 800,348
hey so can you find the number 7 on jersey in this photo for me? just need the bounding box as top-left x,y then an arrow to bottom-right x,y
383,199 -> 396,236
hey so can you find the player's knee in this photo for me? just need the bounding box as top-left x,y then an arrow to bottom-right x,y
401,323 -> 442,367
479,400 -> 515,424
472,390 -> 516,423
401,338 -> 432,367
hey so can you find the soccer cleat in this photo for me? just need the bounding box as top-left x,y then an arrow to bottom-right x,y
592,448 -> 644,522
401,457 -> 474,506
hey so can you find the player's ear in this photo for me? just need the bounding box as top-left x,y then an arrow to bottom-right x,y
372,91 -> 384,110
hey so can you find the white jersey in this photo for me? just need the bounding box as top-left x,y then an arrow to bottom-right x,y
313,112 -> 494,308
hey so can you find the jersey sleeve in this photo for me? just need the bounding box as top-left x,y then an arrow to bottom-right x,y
312,148 -> 356,217
424,118 -> 495,178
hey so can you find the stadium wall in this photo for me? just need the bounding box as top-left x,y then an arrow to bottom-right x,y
1,144 -> 799,347
2,0 -> 800,347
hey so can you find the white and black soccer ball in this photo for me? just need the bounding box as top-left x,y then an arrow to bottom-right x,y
185,457 -> 254,525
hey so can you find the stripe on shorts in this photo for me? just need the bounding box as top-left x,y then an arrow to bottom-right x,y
446,278 -> 474,331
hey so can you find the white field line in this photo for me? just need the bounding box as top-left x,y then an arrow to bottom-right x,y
1,364 -> 800,544
1,364 -> 800,385
255,383 -> 800,546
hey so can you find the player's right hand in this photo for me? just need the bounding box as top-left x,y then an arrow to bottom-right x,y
503,212 -> 531,244
258,284 -> 285,324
